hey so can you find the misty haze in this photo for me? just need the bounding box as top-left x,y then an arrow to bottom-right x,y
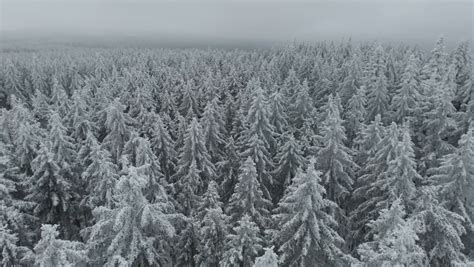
0,0 -> 473,266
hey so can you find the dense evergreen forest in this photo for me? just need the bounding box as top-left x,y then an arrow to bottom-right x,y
0,38 -> 473,266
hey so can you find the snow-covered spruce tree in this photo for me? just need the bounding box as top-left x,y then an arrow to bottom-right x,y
350,122 -> 399,247
390,54 -> 423,124
79,133 -> 118,209
65,89 -> 94,142
253,246 -> 278,267
289,79 -> 313,134
273,160 -> 355,266
30,65 -> 47,93
268,90 -> 288,136
421,36 -> 448,82
195,181 -> 229,266
420,69 -> 457,173
201,98 -> 226,163
452,41 -> 471,99
101,98 -> 133,163
352,114 -> 385,166
240,133 -> 274,200
357,199 -> 427,266
149,113 -> 177,183
123,132 -> 164,201
366,45 -> 389,121
226,157 -> 271,230
281,68 -> 301,105
382,123 -> 421,210
50,77 -> 70,118
272,132 -> 305,202
240,87 -> 277,200
338,57 -> 362,106
218,137 -> 241,203
173,118 -> 215,214
430,124 -> 474,250
453,42 -> 472,106
180,80 -> 200,119
31,88 -> 51,127
2,60 -> 24,101
243,85 -> 276,156
0,112 -> 36,251
26,141 -> 77,238
344,85 -> 367,146
220,214 -> 263,267
456,69 -> 473,135
1,137 -> 33,264
34,224 -> 88,267
0,223 -> 31,266
413,187 -> 467,266
196,180 -> 222,221
13,118 -> 42,176
49,111 -> 77,173
128,83 -> 157,135
84,164 -> 176,266
316,94 -> 356,207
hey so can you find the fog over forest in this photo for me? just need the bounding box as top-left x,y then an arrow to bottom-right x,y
1,0 -> 472,49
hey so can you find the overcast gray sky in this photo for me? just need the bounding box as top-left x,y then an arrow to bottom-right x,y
1,0 -> 472,48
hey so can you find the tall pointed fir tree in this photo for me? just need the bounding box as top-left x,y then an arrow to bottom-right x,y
352,114 -> 385,166
173,118 -> 215,215
201,98 -> 226,163
344,85 -> 367,146
33,224 -> 88,267
357,199 -> 427,266
272,133 -> 305,203
350,122 -> 399,248
421,69 -> 457,173
382,123 -> 421,210
421,36 -> 447,81
273,160 -> 354,266
366,45 -> 389,121
65,89 -> 94,142
13,116 -> 42,176
49,77 -> 70,118
150,114 -> 177,183
83,164 -> 176,266
452,41 -> 471,107
26,111 -> 80,239
429,124 -> 474,252
413,187 -> 467,266
123,132 -> 164,202
390,54 -> 423,124
0,140 -> 33,265
243,86 -> 276,154
31,88 -> 51,127
253,246 -> 278,267
241,87 -> 276,198
289,79 -> 313,135
316,94 -> 356,208
195,181 -> 229,266
220,215 -> 263,267
0,223 -> 31,266
101,98 -> 133,163
226,157 -> 271,230
128,83 -> 156,135
179,80 -> 200,119
268,90 -> 288,136
26,142 -> 75,236
218,137 -> 241,203
281,68 -> 301,105
79,133 -> 118,209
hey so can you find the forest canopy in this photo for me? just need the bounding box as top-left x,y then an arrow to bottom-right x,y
0,38 -> 473,266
